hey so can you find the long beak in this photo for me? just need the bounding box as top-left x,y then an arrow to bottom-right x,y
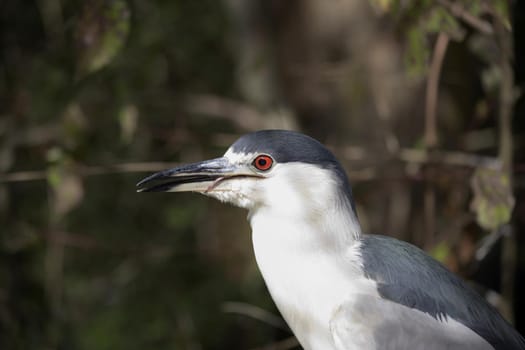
136,157 -> 255,193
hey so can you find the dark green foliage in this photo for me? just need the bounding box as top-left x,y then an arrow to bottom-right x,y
0,0 -> 520,348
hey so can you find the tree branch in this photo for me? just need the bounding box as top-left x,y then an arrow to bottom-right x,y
0,148 -> 502,185
183,94 -> 265,131
222,301 -> 290,332
0,162 -> 176,183
425,32 -> 449,148
437,0 -> 494,35
249,336 -> 299,350
495,16 -> 516,324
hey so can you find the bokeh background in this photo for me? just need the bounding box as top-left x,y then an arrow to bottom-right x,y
1,0 -> 524,349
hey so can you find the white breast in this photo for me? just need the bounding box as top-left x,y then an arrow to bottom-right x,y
250,210 -> 377,350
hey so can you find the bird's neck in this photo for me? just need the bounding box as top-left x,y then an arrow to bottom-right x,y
252,198 -> 361,246
248,193 -> 364,349
248,189 -> 361,268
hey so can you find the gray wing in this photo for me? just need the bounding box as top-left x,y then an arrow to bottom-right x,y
330,293 -> 493,350
360,235 -> 525,350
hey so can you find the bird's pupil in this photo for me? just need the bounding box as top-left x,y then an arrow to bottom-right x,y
259,159 -> 267,166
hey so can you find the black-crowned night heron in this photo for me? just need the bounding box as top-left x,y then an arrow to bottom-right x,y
137,130 -> 525,350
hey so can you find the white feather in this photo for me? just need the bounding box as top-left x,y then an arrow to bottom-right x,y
330,294 -> 493,350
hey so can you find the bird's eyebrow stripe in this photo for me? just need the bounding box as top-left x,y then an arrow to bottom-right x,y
223,150 -> 258,164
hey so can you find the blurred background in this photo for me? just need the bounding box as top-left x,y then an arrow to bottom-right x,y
1,0 -> 524,349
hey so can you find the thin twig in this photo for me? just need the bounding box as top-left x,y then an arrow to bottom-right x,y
424,32 -> 449,247
39,230 -> 178,254
495,16 -> 516,324
425,32 -> 449,148
437,0 -> 494,35
183,94 -> 265,131
0,170 -> 48,183
339,146 -> 501,169
398,148 -> 501,169
222,301 -> 290,331
45,230 -> 102,250
249,336 -> 299,350
0,148 -> 502,185
0,162 -> 177,183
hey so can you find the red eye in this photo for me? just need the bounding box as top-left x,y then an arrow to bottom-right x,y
253,155 -> 273,171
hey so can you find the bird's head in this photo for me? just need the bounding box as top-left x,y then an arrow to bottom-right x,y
137,130 -> 356,220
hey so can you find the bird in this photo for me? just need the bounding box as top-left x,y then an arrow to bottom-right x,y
137,130 -> 525,350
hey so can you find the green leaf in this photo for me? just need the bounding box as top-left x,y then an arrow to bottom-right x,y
493,0 -> 511,30
46,148 -> 84,217
369,0 -> 395,13
46,165 -> 62,189
464,0 -> 482,17
470,167 -> 515,230
430,241 -> 450,263
62,103 -> 88,150
118,103 -> 139,144
405,26 -> 429,76
423,8 -> 465,41
75,0 -> 131,78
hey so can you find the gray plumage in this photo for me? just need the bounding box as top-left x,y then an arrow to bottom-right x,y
361,235 -> 525,349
